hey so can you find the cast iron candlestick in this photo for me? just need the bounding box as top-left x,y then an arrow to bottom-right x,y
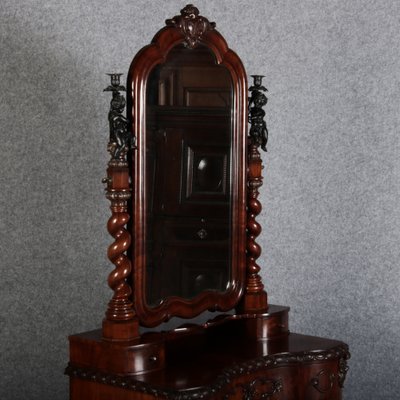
248,75 -> 269,151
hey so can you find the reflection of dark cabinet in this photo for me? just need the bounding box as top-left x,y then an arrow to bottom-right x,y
148,216 -> 230,303
145,44 -> 235,304
146,111 -> 232,304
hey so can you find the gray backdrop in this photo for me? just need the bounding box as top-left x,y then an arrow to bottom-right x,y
1,0 -> 399,399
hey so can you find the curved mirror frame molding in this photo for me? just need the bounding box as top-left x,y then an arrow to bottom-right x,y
127,15 -> 247,327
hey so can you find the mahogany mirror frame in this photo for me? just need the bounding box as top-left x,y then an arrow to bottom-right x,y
127,15 -> 248,327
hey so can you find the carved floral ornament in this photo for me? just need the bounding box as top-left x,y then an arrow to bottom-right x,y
234,378 -> 283,400
166,4 -> 216,48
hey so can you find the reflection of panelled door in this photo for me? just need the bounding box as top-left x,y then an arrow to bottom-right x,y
145,45 -> 233,305
156,45 -> 231,108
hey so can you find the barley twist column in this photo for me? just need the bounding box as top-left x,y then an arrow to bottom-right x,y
102,73 -> 139,340
239,75 -> 269,313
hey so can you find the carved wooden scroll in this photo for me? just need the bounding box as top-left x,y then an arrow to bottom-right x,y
166,4 -> 216,48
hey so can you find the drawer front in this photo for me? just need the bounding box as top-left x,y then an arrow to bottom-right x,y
216,360 -> 343,400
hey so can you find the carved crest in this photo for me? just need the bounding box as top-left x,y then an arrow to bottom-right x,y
166,4 -> 216,48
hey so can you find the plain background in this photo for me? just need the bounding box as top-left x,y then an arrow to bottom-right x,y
1,0 -> 399,399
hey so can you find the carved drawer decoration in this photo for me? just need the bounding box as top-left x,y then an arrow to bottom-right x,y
224,377 -> 283,399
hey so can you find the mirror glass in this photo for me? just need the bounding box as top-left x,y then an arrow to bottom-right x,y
145,45 -> 233,306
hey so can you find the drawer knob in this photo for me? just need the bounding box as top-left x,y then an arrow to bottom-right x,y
197,228 -> 208,240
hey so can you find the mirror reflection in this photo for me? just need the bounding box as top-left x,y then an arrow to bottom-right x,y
145,45 -> 233,306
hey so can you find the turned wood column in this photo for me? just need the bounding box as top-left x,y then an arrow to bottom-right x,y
239,75 -> 269,313
102,73 -> 139,340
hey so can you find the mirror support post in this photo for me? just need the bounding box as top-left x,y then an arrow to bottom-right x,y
102,74 -> 139,340
238,75 -> 269,313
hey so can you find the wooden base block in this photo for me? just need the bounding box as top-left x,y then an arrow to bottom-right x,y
102,318 -> 140,341
236,290 -> 269,313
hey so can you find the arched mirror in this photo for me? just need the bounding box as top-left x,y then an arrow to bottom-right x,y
128,5 -> 248,327
145,45 -> 233,305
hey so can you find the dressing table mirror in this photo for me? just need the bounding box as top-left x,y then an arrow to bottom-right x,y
67,5 -> 350,399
